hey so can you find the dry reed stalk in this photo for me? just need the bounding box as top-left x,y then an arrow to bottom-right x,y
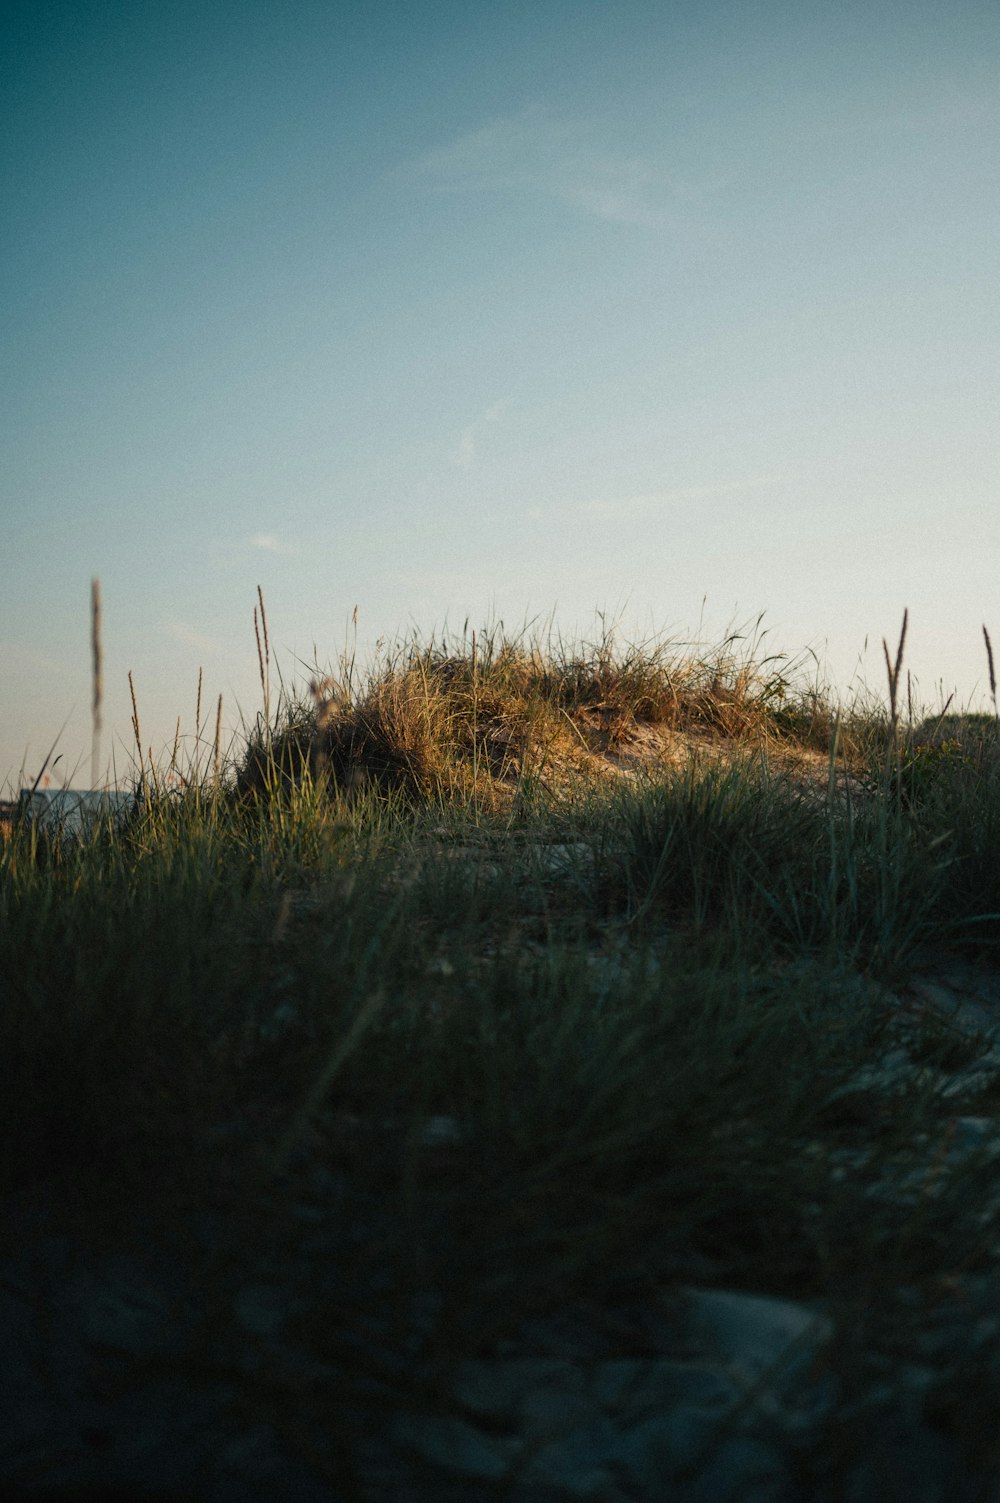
258,584 -> 270,706
308,676 -> 340,783
985,625 -> 997,717
213,694 -> 223,785
128,672 -> 141,753
882,608 -> 908,732
254,607 -> 265,699
257,584 -> 270,664
190,667 -> 204,782
90,579 -> 102,788
128,671 -> 146,795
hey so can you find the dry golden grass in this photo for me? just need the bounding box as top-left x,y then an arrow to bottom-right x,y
233,617 -> 869,817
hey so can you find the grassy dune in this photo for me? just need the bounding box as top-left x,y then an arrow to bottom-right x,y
4,606 -> 1000,1490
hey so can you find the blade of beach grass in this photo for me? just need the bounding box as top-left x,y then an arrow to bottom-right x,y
22,718 -> 72,848
257,584 -> 271,744
267,987 -> 391,1178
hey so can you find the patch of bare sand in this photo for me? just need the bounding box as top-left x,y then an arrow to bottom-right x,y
531,717 -> 863,809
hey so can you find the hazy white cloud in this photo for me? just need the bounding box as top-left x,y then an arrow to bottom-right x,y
415,107 -> 671,226
449,400 -> 509,468
583,475 -> 788,522
450,425 -> 476,468
249,533 -> 296,556
165,620 -> 223,655
417,106 -> 569,191
560,181 -> 665,226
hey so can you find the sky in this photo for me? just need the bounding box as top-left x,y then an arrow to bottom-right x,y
3,0 -> 999,789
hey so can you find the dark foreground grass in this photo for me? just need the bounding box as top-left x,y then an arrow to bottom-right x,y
4,614 -> 1000,1494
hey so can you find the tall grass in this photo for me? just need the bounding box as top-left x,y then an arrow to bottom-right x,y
3,600 -> 1000,1494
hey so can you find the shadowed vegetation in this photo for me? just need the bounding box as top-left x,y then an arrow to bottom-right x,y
3,607 -> 1000,1495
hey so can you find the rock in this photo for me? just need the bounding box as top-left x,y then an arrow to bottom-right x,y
390,1412 -> 514,1481
667,1434 -> 792,1503
454,1358 -> 586,1421
9,963 -> 1000,1500
517,1414 -> 633,1497
678,1286 -> 834,1414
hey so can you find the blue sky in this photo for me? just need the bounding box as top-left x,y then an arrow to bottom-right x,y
3,0 -> 998,788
